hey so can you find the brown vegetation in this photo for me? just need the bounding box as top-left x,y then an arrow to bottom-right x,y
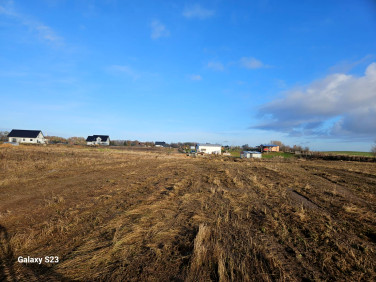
1,145 -> 375,281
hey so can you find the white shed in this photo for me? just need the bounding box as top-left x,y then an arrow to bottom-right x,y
196,143 -> 222,154
240,151 -> 262,159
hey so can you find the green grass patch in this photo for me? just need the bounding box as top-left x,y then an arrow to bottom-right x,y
230,151 -> 241,158
321,151 -> 374,157
262,152 -> 295,159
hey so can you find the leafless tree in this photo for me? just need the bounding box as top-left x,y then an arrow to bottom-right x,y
0,131 -> 9,142
67,137 -> 86,145
371,141 -> 376,156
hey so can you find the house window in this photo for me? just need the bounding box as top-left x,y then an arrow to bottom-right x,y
12,138 -> 16,142
30,139 -> 33,141
23,139 -> 25,141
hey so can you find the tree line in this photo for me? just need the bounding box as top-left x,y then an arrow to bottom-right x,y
1,131 -> 376,155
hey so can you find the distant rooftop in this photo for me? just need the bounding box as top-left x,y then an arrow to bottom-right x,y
86,135 -> 109,142
242,151 -> 261,154
261,144 -> 278,147
8,129 -> 42,138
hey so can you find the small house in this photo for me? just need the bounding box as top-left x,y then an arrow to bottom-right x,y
7,129 -> 46,144
155,141 -> 166,147
86,135 -> 110,146
196,143 -> 222,154
260,144 -> 279,152
240,151 -> 262,159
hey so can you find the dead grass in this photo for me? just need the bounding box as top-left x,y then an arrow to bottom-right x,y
0,145 -> 375,281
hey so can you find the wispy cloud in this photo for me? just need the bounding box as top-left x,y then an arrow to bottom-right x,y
0,0 -> 63,45
207,61 -> 224,71
0,0 -> 14,16
189,74 -> 202,81
150,20 -> 170,39
328,54 -> 374,74
183,4 -> 215,19
239,57 -> 267,69
253,62 -> 376,140
108,65 -> 140,80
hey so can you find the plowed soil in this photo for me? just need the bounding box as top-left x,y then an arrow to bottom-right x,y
1,146 -> 375,281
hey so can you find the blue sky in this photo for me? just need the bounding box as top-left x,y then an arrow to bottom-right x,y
1,0 -> 375,151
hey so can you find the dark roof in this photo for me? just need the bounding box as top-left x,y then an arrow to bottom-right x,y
242,151 -> 261,154
155,141 -> 166,145
261,144 -> 278,147
87,135 -> 109,142
93,135 -> 109,141
8,129 -> 42,138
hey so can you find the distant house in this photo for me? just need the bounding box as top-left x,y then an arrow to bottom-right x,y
7,129 -> 46,144
260,144 -> 280,152
86,135 -> 110,146
196,143 -> 222,154
155,141 -> 166,147
240,151 -> 262,159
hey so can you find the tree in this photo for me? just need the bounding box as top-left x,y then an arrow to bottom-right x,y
46,136 -> 67,144
372,141 -> 376,156
270,140 -> 283,147
292,145 -> 303,152
0,131 -> 9,142
270,140 -> 287,151
242,144 -> 250,150
67,137 -> 86,145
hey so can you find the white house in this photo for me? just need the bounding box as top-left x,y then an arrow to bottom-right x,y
240,151 -> 262,159
7,129 -> 46,144
155,141 -> 166,147
196,143 -> 222,154
86,135 -> 110,146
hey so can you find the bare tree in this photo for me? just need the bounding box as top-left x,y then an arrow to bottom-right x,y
67,137 -> 86,145
0,131 -> 9,142
270,140 -> 287,151
270,140 -> 282,146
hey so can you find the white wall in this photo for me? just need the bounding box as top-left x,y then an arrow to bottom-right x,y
251,153 -> 262,158
87,138 -> 109,146
8,134 -> 45,144
241,153 -> 262,158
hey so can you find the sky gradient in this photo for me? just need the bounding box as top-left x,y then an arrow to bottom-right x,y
1,0 -> 375,151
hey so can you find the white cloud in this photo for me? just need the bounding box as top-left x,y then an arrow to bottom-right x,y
183,4 -> 215,19
207,61 -> 224,71
33,23 -> 62,43
0,1 -> 63,45
108,65 -> 140,80
150,20 -> 170,39
189,74 -> 202,81
254,62 -> 376,140
0,0 -> 62,45
240,57 -> 266,69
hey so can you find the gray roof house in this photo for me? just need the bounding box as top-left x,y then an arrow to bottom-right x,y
7,129 -> 46,144
155,141 -> 167,147
86,135 -> 110,146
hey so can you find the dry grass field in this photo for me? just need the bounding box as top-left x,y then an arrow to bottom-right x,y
1,145 -> 376,281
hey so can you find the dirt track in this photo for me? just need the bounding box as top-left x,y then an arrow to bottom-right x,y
1,146 -> 375,281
